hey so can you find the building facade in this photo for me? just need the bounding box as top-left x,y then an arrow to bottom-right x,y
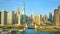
31,11 -> 35,25
49,12 -> 53,23
1,10 -> 7,25
7,10 -> 15,25
34,14 -> 41,25
20,14 -> 27,24
0,12 -> 1,24
43,15 -> 48,23
18,14 -> 21,25
54,5 -> 60,26
16,7 -> 19,24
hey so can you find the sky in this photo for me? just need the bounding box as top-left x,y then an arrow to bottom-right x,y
0,0 -> 60,16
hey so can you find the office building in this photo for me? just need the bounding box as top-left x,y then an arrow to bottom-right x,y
35,14 -> 41,25
1,10 -> 7,25
49,12 -> 53,23
20,3 -> 25,15
16,7 -> 19,24
43,15 -> 48,23
18,14 -> 21,25
54,5 -> 60,26
7,10 -> 15,25
0,12 -> 1,24
20,14 -> 27,24
31,11 -> 35,25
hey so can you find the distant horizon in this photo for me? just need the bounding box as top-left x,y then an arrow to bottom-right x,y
0,0 -> 60,16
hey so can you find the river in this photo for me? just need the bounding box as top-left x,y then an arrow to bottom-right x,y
10,29 -> 60,34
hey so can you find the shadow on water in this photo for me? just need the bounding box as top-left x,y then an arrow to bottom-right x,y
11,29 -> 60,34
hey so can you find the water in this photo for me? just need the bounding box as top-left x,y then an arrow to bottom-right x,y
11,29 -> 60,34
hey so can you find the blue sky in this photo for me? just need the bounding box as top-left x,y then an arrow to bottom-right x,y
0,0 -> 60,16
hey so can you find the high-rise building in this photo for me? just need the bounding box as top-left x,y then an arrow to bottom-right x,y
0,12 -> 1,24
49,12 -> 53,23
1,10 -> 7,25
20,15 -> 27,24
16,7 -> 19,24
27,16 -> 33,28
40,14 -> 43,25
18,14 -> 21,25
35,14 -> 41,25
7,10 -> 15,25
54,5 -> 60,26
20,3 -> 25,15
31,11 -> 35,23
16,7 -> 19,17
20,3 -> 28,25
43,15 -> 48,23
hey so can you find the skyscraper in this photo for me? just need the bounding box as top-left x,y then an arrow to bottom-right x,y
49,12 -> 53,23
43,15 -> 48,23
31,11 -> 35,23
18,14 -> 21,25
20,14 -> 27,24
16,7 -> 19,17
16,7 -> 19,24
7,10 -> 15,25
20,3 -> 25,15
1,10 -> 7,25
0,12 -> 1,24
20,3 -> 28,25
34,14 -> 41,25
54,5 -> 60,26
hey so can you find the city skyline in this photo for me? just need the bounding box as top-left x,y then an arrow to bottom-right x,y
0,0 -> 60,16
0,0 -> 60,34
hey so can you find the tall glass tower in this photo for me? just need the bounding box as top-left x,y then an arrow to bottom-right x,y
49,12 -> 53,23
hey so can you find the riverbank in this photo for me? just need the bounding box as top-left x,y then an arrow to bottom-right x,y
0,25 -> 60,32
36,27 -> 59,32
